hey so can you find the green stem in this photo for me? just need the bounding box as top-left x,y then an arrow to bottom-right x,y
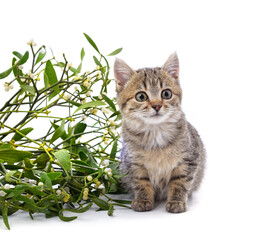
3,124 -> 54,162
0,163 -> 7,174
53,130 -> 102,149
0,89 -> 21,112
30,45 -> 36,73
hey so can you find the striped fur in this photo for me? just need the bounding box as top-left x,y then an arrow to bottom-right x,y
114,53 -> 206,213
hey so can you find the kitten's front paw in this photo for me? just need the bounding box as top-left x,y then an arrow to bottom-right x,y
166,201 -> 187,213
132,199 -> 154,212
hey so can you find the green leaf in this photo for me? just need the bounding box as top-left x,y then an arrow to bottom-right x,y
112,199 -> 132,204
110,111 -> 120,119
74,122 -> 87,138
107,48 -> 123,56
110,140 -> 118,160
10,185 -> 46,198
12,57 -> 18,77
105,173 -> 117,184
115,113 -> 122,121
12,184 -> 30,192
12,58 -> 24,84
64,202 -> 93,213
55,62 -> 65,68
109,162 -> 120,170
33,153 -> 49,169
58,210 -> 77,222
113,173 -> 128,181
5,170 -> 17,183
40,172 -> 52,190
35,48 -> 46,65
81,48 -> 85,61
0,149 -> 33,163
13,51 -> 22,59
53,149 -> 71,172
23,170 -> 37,181
77,62 -> 82,73
66,100 -> 81,107
0,51 -> 28,79
12,127 -> 33,141
65,177 -> 83,189
108,204 -> 114,216
16,51 -> 29,65
45,60 -> 59,100
102,94 -> 116,111
83,33 -> 100,53
72,160 -> 95,174
0,203 -> 10,230
44,210 -> 59,219
0,67 -> 13,79
4,164 -> 23,170
50,119 -> 65,144
78,151 -> 88,162
5,188 -> 25,199
47,172 -> 62,181
12,195 -> 37,212
93,56 -> 102,67
69,66 -> 80,74
113,203 -> 132,209
74,101 -> 105,113
50,121 -> 68,141
7,205 -> 20,216
91,197 -> 109,210
24,158 -> 35,169
21,85 -> 36,95
44,72 -> 49,88
29,186 -> 47,197
0,143 -> 13,149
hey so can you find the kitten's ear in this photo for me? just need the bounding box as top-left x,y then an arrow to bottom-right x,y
162,52 -> 179,79
114,58 -> 135,92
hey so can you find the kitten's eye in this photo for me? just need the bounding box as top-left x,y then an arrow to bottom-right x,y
135,92 -> 148,102
161,89 -> 172,99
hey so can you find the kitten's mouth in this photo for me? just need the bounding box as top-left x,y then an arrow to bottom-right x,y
150,113 -> 162,118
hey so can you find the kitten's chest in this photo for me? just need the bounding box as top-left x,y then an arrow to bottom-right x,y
125,122 -> 180,150
142,127 -> 173,149
140,148 -> 182,187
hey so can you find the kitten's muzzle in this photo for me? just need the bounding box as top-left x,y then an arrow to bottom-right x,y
152,104 -> 162,113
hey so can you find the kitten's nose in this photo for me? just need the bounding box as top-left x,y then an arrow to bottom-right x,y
152,104 -> 162,112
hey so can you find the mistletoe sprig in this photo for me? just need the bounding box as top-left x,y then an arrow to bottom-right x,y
0,33 -> 130,230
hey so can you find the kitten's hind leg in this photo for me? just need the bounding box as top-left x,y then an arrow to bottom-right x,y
131,165 -> 154,212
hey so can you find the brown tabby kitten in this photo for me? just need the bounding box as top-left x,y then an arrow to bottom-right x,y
114,53 -> 206,213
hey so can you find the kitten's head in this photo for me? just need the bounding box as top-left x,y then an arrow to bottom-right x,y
114,53 -> 182,125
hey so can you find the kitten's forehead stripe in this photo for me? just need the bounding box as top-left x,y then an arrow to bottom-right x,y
142,79 -> 147,90
137,68 -> 162,87
159,77 -> 163,89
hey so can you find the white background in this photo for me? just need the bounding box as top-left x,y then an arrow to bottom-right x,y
1,0 -> 276,239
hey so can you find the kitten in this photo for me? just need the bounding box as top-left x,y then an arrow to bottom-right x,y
114,53 -> 206,213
